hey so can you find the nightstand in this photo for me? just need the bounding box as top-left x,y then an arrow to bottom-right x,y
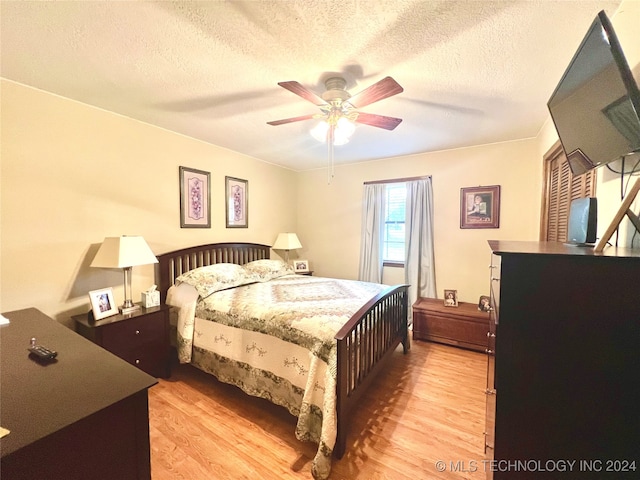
298,271 -> 313,276
73,303 -> 171,378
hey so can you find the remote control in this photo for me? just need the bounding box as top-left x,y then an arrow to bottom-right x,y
28,344 -> 58,360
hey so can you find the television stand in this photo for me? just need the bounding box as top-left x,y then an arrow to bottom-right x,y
594,176 -> 640,252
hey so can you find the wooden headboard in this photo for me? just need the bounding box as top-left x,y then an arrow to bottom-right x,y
155,242 -> 271,302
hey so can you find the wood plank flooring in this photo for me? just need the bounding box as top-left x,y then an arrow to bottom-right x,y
149,340 -> 488,480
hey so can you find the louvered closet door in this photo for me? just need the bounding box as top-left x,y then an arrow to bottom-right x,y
541,142 -> 596,242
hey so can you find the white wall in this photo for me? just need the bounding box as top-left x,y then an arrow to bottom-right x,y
0,80 -> 297,324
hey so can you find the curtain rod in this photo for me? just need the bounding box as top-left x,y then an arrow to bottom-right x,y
363,175 -> 431,185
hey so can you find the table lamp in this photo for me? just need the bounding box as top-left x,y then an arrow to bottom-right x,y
91,235 -> 158,314
272,233 -> 302,263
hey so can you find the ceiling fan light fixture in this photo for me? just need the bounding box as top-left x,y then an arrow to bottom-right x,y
310,120 -> 329,143
268,75 -> 403,184
310,118 -> 355,145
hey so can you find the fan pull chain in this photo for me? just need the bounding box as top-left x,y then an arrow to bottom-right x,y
327,124 -> 335,184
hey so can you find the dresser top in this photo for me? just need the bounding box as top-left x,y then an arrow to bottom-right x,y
0,308 -> 157,458
488,240 -> 640,259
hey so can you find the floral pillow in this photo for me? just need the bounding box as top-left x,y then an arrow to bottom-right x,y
243,259 -> 294,282
176,263 -> 251,298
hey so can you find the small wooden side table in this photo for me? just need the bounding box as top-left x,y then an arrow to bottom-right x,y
74,303 -> 171,378
412,297 -> 489,352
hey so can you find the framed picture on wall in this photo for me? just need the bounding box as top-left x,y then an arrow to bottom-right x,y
460,185 -> 500,229
179,166 -> 211,228
225,176 -> 248,228
88,287 -> 119,320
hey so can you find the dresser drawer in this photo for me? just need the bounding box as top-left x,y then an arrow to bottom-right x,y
73,304 -> 171,378
101,312 -> 165,356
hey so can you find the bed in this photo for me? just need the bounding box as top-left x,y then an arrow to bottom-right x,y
156,242 -> 409,479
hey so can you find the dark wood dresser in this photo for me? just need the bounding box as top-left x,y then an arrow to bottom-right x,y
0,308 -> 157,480
413,297 -> 489,352
486,241 -> 640,479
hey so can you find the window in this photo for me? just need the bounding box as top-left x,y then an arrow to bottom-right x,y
383,183 -> 406,264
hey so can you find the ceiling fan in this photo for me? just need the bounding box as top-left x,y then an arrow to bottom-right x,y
267,76 -> 403,183
267,76 -> 404,134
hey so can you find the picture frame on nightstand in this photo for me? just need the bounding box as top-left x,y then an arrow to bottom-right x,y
294,259 -> 309,273
88,287 -> 119,320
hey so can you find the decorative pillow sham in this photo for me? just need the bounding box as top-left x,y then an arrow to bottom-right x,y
176,263 -> 252,298
242,259 -> 294,282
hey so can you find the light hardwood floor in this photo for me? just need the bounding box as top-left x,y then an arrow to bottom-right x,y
149,340 -> 488,480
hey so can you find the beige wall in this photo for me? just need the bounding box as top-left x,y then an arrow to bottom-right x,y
295,139 -> 542,304
2,0 -> 638,320
0,80 -> 296,324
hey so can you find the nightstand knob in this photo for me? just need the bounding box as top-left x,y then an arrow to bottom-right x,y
135,359 -> 140,364
135,330 -> 140,335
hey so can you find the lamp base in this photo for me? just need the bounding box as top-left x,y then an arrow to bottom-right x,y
120,304 -> 141,315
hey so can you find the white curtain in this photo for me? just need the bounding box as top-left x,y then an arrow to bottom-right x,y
358,183 -> 385,283
405,178 -> 436,319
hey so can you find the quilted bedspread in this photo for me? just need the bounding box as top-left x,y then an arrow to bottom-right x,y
167,274 -> 386,479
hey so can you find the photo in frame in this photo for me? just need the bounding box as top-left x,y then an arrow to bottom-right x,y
179,166 -> 211,228
460,185 -> 501,229
88,287 -> 119,320
225,176 -> 248,228
444,289 -> 458,307
478,295 -> 492,312
294,260 -> 309,273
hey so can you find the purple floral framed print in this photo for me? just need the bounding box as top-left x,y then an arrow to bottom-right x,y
225,176 -> 248,228
179,166 -> 211,228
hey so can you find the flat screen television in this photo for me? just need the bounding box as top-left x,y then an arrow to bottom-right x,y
547,10 -> 640,176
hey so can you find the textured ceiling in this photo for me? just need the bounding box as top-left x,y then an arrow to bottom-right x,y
0,0 -> 625,171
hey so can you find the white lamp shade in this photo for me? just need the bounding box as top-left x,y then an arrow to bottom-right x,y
91,236 -> 158,268
272,233 -> 302,250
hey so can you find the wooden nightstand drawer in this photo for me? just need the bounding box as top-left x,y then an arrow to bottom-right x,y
74,304 -> 171,378
101,313 -> 165,355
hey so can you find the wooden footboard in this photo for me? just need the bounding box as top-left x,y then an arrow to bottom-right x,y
333,284 -> 410,458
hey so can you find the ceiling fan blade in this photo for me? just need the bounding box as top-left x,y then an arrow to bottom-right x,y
354,112 -> 403,130
267,114 -> 317,126
277,81 -> 328,106
347,76 -> 404,109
